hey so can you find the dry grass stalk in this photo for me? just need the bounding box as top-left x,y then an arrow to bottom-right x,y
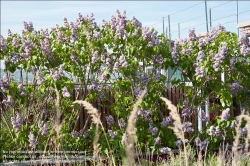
124,89 -> 147,166
160,97 -> 188,166
73,100 -> 101,125
73,100 -> 116,166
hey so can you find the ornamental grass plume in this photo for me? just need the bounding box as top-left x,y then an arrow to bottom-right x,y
160,97 -> 188,166
124,89 -> 147,166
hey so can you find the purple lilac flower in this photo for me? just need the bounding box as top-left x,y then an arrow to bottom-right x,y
71,131 -> 79,138
62,87 -> 70,98
154,136 -> 161,144
171,45 -> 179,64
0,75 -> 10,89
131,16 -> 142,29
50,69 -> 60,81
38,120 -> 49,136
197,51 -> 205,63
199,139 -> 209,150
134,87 -> 142,97
91,81 -> 98,91
195,66 -> 205,78
28,132 -> 37,148
2,95 -> 14,106
209,126 -> 216,136
215,126 -> 221,137
212,43 -> 228,71
70,55 -> 79,63
228,81 -> 243,95
230,56 -> 237,69
241,126 -> 247,136
59,64 -> 64,75
141,73 -> 149,84
161,115 -> 172,127
159,147 -> 171,154
91,51 -> 98,64
108,130 -> 117,138
149,126 -> 158,136
106,115 -> 115,126
175,140 -> 182,148
138,109 -> 151,119
194,137 -> 201,146
10,53 -> 20,64
154,70 -> 161,81
119,119 -> 126,129
100,71 -> 108,82
238,30 -> 250,56
182,122 -> 194,133
187,28 -> 197,42
200,110 -> 209,122
11,113 -> 23,132
99,92 -> 105,100
182,100 -> 191,117
18,83 -> 23,92
113,62 -> 119,72
36,71 -> 45,84
23,21 -> 34,32
221,108 -> 230,121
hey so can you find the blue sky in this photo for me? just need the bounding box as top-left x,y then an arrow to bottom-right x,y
1,1 -> 250,40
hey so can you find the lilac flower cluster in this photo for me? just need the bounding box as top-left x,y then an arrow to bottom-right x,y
0,75 -> 10,90
171,44 -> 180,64
138,109 -> 151,119
12,37 -> 20,48
109,10 -> 126,39
182,122 -> 194,133
187,28 -> 197,42
50,69 -> 60,81
108,129 -> 117,138
161,115 -> 173,127
98,92 -> 105,100
149,125 -> 158,136
69,22 -> 77,42
106,115 -> 115,126
36,71 -> 45,84
59,64 -> 64,75
38,120 -> 49,136
131,16 -> 142,29
71,131 -> 79,138
134,87 -> 142,97
228,81 -> 243,95
119,55 -> 127,68
91,81 -> 98,91
11,113 -> 23,132
2,95 -> 14,106
141,73 -> 149,84
100,71 -> 108,82
28,132 -> 38,148
23,21 -> 34,32
154,136 -> 161,144
153,70 -> 161,81
212,42 -> 228,71
40,29 -> 52,56
154,54 -> 163,65
142,28 -> 159,47
230,56 -> 237,70
62,87 -> 70,98
200,110 -> 209,122
70,55 -> 79,63
175,140 -> 182,148
194,137 -> 209,150
241,126 -> 248,136
159,147 -> 171,154
182,100 -> 191,117
208,126 -> 221,137
118,118 -> 126,129
91,51 -> 99,64
221,108 -> 230,121
238,30 -> 250,56
10,53 -> 20,64
0,35 -> 7,51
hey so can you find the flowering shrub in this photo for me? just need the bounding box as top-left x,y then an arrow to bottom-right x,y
0,9 -> 250,160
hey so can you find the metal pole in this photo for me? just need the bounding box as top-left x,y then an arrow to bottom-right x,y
236,0 -> 239,37
178,23 -> 180,38
205,0 -> 209,32
166,27 -> 168,38
209,8 -> 212,29
168,15 -> 171,50
163,17 -> 165,35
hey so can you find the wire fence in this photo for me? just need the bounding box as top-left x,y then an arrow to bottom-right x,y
146,0 -> 249,40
